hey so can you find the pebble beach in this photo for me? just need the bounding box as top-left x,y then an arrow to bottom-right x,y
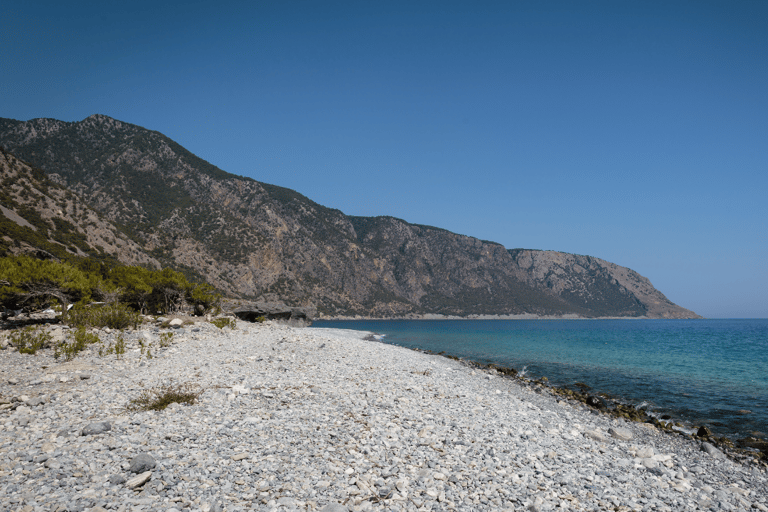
1,319 -> 767,512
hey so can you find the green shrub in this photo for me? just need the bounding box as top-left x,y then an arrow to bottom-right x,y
0,255 -> 99,311
98,330 -> 127,358
126,382 -> 203,412
210,317 -> 237,329
10,326 -> 52,355
55,326 -> 99,361
65,302 -> 141,330
158,332 -> 174,347
187,283 -> 221,315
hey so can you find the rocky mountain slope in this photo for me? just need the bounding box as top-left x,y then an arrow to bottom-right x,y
0,147 -> 159,268
0,115 -> 700,318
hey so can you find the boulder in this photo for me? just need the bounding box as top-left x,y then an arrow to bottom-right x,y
129,453 -> 157,473
701,442 -> 725,459
586,396 -> 613,410
81,421 -> 111,436
232,302 -> 315,327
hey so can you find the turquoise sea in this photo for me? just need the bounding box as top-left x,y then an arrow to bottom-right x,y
314,319 -> 768,441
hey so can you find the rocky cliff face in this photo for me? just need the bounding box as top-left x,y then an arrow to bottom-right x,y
0,147 -> 159,268
0,115 -> 700,318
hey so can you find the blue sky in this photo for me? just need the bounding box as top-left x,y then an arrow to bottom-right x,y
2,1 -> 766,318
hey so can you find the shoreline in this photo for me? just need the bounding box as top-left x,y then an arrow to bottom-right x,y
1,319 -> 767,511
316,319 -> 766,448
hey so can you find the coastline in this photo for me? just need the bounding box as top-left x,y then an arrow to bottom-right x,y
317,314 -> 699,321
1,320 -> 766,511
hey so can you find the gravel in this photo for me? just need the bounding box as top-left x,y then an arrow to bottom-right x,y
1,319 -> 766,512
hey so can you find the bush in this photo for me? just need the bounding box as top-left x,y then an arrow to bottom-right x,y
187,283 -> 221,315
98,331 -> 127,358
55,326 -> 99,361
126,382 -> 203,412
0,255 -> 99,311
65,302 -> 141,330
210,317 -> 236,330
9,326 -> 52,355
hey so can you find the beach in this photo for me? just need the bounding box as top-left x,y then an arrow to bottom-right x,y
1,319 -> 767,512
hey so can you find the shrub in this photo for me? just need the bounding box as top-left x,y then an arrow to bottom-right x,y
65,302 -> 141,330
98,330 -> 127,358
0,255 -> 99,311
10,326 -> 52,355
187,283 -> 221,315
126,382 -> 203,412
158,332 -> 174,348
55,326 -> 99,361
210,317 -> 237,330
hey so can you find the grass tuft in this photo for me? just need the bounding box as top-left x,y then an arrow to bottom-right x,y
126,382 -> 203,412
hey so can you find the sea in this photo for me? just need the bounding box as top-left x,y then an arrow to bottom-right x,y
313,319 -> 768,442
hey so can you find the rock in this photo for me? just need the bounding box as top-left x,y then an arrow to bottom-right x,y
636,446 -> 654,459
232,302 -> 314,326
109,474 -> 126,485
319,504 -> 348,512
25,396 -> 46,407
169,318 -> 184,327
701,442 -> 725,459
737,437 -> 768,453
81,421 -> 111,436
129,453 -> 157,473
586,396 -> 612,409
608,427 -> 633,441
696,426 -> 713,438
125,471 -> 152,489
585,430 -> 608,442
44,458 -> 61,470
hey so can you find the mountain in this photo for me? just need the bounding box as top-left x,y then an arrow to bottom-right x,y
0,115 -> 700,318
0,147 -> 159,268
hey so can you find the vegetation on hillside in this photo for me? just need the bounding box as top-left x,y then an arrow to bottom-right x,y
0,255 -> 220,317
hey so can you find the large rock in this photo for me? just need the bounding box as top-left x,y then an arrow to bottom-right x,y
129,453 -> 157,473
81,421 -> 111,436
232,302 -> 314,327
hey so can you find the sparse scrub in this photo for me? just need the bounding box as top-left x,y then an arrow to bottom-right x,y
126,382 -> 203,412
65,302 -> 141,330
10,326 -> 52,355
158,332 -> 174,347
98,330 -> 127,358
210,317 -> 237,330
55,326 -> 99,361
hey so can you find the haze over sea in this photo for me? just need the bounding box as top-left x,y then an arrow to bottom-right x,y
315,319 -> 768,442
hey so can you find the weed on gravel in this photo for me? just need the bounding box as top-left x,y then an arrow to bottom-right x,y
126,382 -> 203,412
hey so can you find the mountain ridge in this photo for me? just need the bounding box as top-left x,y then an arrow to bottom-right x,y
0,114 -> 701,319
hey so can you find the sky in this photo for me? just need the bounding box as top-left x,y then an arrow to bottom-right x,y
2,1 -> 767,318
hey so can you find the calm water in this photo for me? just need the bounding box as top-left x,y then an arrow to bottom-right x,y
314,319 -> 768,441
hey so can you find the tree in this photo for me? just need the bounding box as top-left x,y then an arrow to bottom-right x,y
0,256 -> 98,313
